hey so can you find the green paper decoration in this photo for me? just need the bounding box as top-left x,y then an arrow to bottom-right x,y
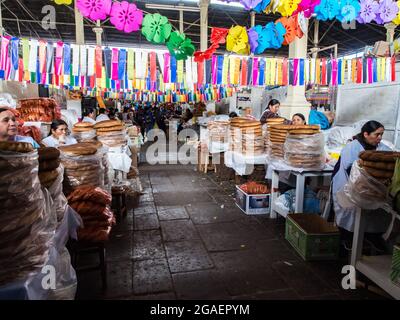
141,13 -> 172,44
166,31 -> 195,60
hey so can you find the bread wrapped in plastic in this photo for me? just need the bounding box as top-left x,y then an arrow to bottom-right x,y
0,149 -> 55,285
72,129 -> 97,143
340,161 -> 389,210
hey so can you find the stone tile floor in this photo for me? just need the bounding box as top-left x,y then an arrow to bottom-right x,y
75,163 -> 390,300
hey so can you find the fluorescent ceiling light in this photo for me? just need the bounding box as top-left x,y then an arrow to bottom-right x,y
145,3 -> 200,12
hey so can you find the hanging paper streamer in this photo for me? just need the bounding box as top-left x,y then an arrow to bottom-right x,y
163,53 -> 170,83
331,59 -> 338,86
149,52 -> 156,82
55,41 -> 63,76
252,58 -> 259,85
197,61 -> 204,85
28,39 -> 38,75
71,44 -> 80,76
177,60 -> 184,83
216,55 -> 224,85
170,56 -> 177,83
95,46 -> 102,79
321,59 -> 327,85
87,46 -> 95,77
111,48 -> 119,80
118,49 -> 127,80
282,58 -> 288,86
259,58 -> 265,86
299,59 -> 305,86
10,38 -> 19,72
80,45 -> 87,76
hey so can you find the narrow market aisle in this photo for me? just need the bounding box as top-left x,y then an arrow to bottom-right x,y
76,163 -> 388,300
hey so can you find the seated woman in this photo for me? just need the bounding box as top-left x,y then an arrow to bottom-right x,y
0,107 -> 40,148
260,99 -> 290,125
291,113 -> 306,125
332,120 -> 392,250
42,119 -> 77,147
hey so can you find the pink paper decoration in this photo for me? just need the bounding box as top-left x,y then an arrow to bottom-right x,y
110,1 -> 144,33
76,0 -> 112,21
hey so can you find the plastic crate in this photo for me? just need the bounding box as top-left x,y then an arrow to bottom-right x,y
285,214 -> 340,261
235,185 -> 270,215
391,245 -> 400,287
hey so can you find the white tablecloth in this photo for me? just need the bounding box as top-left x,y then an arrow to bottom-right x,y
265,159 -> 334,179
224,151 -> 267,176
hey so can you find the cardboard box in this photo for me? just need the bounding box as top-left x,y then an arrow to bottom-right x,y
285,214 -> 340,261
235,185 -> 270,215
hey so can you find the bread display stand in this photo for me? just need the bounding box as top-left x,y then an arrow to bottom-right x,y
337,162 -> 400,299
266,159 -> 334,219
224,150 -> 267,176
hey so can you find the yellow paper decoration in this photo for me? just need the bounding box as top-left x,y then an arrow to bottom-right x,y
229,57 -> 235,84
54,0 -> 72,5
226,26 -> 249,55
393,1 -> 400,25
222,56 -> 229,84
177,60 -> 184,83
277,0 -> 301,17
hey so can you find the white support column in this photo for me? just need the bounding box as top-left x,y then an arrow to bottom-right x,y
280,19 -> 311,121
93,20 -> 103,46
312,20 -> 319,59
199,0 -> 210,51
74,1 -> 85,45
385,22 -> 396,43
250,11 -> 255,28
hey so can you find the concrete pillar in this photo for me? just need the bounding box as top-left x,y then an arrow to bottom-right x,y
312,20 -> 319,59
93,20 -> 103,46
250,11 -> 255,28
74,1 -> 85,45
199,0 -> 210,51
280,19 -> 311,121
385,22 -> 396,43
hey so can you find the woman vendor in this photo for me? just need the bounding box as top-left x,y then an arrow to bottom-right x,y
0,107 -> 40,148
260,99 -> 290,125
42,119 -> 77,147
332,120 -> 392,250
291,113 -> 306,125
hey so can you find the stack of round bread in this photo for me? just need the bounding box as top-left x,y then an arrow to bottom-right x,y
359,151 -> 400,182
0,142 -> 53,285
94,120 -> 127,147
38,147 -> 61,188
59,142 -> 105,192
268,125 -> 321,160
229,118 -> 264,155
284,132 -> 325,169
208,120 -> 230,143
72,122 -> 96,142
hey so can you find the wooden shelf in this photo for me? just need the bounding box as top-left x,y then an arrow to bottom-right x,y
357,255 -> 400,299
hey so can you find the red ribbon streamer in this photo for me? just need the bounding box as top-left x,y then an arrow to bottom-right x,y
241,59 -> 248,86
282,58 -> 288,86
95,46 -> 102,79
357,58 -> 362,84
197,61 -> 204,85
392,56 -> 396,82
321,59 -> 327,85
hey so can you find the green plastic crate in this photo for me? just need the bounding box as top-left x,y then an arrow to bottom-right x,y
391,245 -> 400,286
285,214 -> 340,261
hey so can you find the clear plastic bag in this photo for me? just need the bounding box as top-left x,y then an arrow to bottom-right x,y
47,165 -> 68,224
0,150 -> 55,286
72,129 -> 96,143
60,151 -> 105,191
341,161 -> 389,210
284,133 -> 325,170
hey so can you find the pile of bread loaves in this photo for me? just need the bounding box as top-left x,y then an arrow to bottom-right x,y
359,151 -> 400,182
208,120 -> 230,143
0,141 -> 54,285
17,98 -> 61,122
94,120 -> 127,147
67,185 -> 115,242
230,118 -> 264,156
269,124 -> 320,161
72,122 -> 96,142
38,147 -> 61,188
59,142 -> 104,194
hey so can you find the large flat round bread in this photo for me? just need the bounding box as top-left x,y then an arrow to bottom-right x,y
96,130 -> 125,137
359,151 -> 400,163
59,143 -> 98,156
72,127 -> 95,133
270,124 -> 320,130
267,118 -> 285,123
93,120 -> 121,129
96,126 -> 124,132
74,122 -> 94,128
0,141 -> 34,153
289,129 -> 320,135
364,166 -> 394,179
359,160 -> 395,171
79,141 -> 103,149
38,147 -> 60,161
39,169 -> 59,184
